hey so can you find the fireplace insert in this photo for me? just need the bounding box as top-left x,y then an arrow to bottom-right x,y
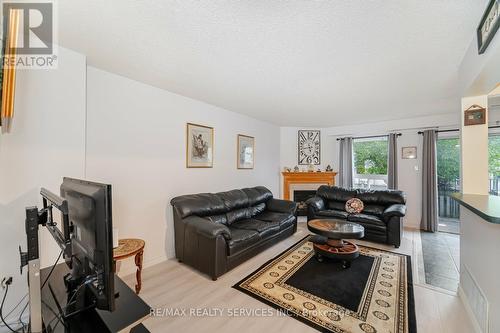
293,190 -> 317,216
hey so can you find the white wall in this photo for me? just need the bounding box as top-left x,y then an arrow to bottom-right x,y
85,67 -> 281,271
279,113 -> 460,228
459,207 -> 500,333
461,95 -> 489,195
0,47 -> 86,328
0,49 -> 280,323
458,24 -> 500,97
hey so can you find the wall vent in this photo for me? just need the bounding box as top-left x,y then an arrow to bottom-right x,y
461,265 -> 489,333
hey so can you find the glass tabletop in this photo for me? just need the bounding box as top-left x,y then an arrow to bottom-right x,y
307,219 -> 365,238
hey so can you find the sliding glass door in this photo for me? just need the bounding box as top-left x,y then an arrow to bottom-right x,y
436,136 -> 460,234
489,133 -> 500,196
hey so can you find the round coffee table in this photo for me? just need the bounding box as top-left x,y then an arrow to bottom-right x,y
307,219 -> 365,268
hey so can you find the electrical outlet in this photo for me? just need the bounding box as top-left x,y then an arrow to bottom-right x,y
1,276 -> 13,288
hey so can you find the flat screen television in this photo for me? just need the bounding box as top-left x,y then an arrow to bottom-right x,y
60,177 -> 115,312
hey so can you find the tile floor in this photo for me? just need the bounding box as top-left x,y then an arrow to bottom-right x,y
420,231 -> 460,292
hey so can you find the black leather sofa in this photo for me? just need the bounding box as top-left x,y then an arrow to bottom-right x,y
306,186 -> 407,247
170,186 -> 298,280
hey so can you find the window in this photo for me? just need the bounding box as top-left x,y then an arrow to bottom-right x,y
489,133 -> 500,196
352,137 -> 388,190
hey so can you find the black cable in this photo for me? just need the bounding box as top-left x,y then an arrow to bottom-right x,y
0,285 -> 21,332
17,302 -> 28,333
42,249 -> 64,289
41,300 -> 65,331
2,294 -> 27,321
0,250 -> 64,333
16,249 -> 64,332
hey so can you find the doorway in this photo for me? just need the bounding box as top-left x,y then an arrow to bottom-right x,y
419,134 -> 461,292
436,136 -> 461,234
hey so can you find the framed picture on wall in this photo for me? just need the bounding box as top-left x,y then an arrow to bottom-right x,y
237,134 -> 254,169
186,123 -> 214,168
298,130 -> 321,165
402,146 -> 417,159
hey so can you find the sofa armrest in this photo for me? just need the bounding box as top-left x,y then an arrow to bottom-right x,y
266,198 -> 298,215
184,216 -> 232,240
382,204 -> 407,219
306,196 -> 325,212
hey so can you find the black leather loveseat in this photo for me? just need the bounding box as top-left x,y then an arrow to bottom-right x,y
171,186 -> 297,280
306,186 -> 407,247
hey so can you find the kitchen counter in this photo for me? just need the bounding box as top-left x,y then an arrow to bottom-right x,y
451,193 -> 500,224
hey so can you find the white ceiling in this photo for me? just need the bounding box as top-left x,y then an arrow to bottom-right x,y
58,1 -> 488,127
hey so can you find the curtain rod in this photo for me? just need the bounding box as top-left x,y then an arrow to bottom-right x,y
336,133 -> 402,141
418,125 -> 500,135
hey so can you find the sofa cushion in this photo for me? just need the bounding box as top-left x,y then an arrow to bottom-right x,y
226,207 -> 251,225
206,214 -> 228,225
356,189 -> 406,205
347,213 -> 386,227
171,193 -> 226,218
226,228 -> 260,256
216,189 -> 249,211
362,204 -> 386,217
249,203 -> 266,217
345,198 -> 364,214
231,218 -> 281,238
242,186 -> 273,206
347,214 -> 387,235
316,209 -> 349,219
279,215 -> 296,230
327,201 -> 346,211
317,185 -> 356,202
254,211 -> 295,230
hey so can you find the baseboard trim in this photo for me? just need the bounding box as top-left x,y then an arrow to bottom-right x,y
457,284 -> 485,333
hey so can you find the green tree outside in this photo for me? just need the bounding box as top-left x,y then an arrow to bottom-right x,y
489,135 -> 500,178
436,138 -> 460,190
353,140 -> 388,175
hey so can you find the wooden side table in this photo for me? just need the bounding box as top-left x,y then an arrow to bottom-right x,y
113,238 -> 145,294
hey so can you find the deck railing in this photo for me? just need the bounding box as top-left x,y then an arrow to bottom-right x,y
490,176 -> 500,196
437,179 -> 460,219
353,174 -> 388,190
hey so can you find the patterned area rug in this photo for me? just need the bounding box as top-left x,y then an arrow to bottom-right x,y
233,236 -> 416,333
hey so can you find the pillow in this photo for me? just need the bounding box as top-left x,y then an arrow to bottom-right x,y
345,198 -> 364,214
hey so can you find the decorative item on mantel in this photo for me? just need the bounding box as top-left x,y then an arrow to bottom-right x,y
283,167 -> 292,172
307,164 -> 315,172
326,165 -> 333,172
294,166 -> 299,172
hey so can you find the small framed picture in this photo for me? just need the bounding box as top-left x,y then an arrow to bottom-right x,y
402,146 -> 417,159
237,134 -> 254,169
186,123 -> 214,168
464,104 -> 486,126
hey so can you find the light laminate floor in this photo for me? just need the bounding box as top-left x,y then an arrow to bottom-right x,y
122,222 -> 475,333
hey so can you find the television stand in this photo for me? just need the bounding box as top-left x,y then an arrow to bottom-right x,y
41,263 -> 150,332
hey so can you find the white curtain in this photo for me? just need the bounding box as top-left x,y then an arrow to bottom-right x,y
338,137 -> 353,188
